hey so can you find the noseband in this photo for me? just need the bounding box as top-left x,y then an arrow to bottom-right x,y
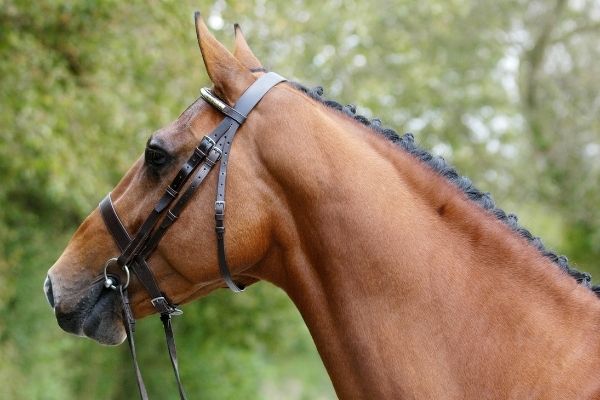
98,72 -> 286,399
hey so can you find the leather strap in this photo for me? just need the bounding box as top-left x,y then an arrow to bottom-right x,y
210,72 -> 287,291
99,194 -> 131,251
226,72 -> 286,116
161,314 -> 187,400
119,286 -> 149,400
98,72 -> 286,400
139,141 -> 228,259
100,195 -> 181,315
115,133 -> 221,269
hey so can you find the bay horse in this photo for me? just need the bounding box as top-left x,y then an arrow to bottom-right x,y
44,13 -> 600,399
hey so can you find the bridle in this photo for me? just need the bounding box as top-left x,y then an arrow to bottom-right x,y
98,72 -> 287,400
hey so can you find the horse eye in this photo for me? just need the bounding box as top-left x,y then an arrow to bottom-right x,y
144,146 -> 170,168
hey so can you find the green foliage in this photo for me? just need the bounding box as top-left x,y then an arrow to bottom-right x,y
1,0 -> 598,398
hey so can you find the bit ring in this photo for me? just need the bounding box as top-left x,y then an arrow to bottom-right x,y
103,257 -> 130,290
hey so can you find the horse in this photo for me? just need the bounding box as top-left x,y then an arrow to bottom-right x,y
44,13 -> 600,399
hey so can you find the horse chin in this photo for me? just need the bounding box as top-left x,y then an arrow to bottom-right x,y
82,289 -> 127,346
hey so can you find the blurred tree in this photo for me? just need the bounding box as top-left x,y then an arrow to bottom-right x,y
517,0 -> 600,268
0,0 -> 598,399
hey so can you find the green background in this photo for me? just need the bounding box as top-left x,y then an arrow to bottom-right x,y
1,0 -> 599,398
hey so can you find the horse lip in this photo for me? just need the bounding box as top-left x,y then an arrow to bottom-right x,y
82,289 -> 125,345
54,278 -> 110,336
55,307 -> 85,335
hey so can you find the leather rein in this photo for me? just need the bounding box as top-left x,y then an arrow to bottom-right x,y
97,72 -> 286,399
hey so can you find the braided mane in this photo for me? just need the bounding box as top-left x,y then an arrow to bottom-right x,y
291,82 -> 599,297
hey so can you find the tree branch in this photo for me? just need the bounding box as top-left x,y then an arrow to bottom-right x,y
519,0 -> 567,153
551,20 -> 600,44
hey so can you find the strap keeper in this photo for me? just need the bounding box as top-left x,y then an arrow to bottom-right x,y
166,210 -> 178,222
166,185 -> 178,199
193,147 -> 205,158
198,136 -> 216,155
223,105 -> 247,124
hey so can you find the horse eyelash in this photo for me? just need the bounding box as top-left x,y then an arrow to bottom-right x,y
144,145 -> 172,170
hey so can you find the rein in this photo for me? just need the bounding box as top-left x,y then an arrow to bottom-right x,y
98,72 -> 286,399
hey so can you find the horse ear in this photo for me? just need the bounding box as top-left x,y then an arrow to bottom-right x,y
233,24 -> 262,70
194,12 -> 253,104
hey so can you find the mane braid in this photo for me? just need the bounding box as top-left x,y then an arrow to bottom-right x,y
290,81 -> 600,298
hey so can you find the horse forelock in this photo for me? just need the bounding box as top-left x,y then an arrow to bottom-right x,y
289,81 -> 598,297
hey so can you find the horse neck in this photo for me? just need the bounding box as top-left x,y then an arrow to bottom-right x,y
251,95 -> 600,398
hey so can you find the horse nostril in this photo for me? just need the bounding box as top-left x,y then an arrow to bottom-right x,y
44,275 -> 55,308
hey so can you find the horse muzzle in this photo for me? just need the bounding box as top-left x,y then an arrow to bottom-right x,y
44,273 -> 126,345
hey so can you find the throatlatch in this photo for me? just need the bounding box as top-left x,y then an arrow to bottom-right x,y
98,72 -> 286,400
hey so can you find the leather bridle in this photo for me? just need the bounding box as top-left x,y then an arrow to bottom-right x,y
98,72 -> 287,399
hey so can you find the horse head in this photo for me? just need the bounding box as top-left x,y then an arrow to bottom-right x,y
44,14 -> 293,345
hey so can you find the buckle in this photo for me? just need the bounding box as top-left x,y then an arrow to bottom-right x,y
215,200 -> 225,215
151,296 -> 183,316
197,135 -> 216,156
205,146 -> 222,166
151,296 -> 169,312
